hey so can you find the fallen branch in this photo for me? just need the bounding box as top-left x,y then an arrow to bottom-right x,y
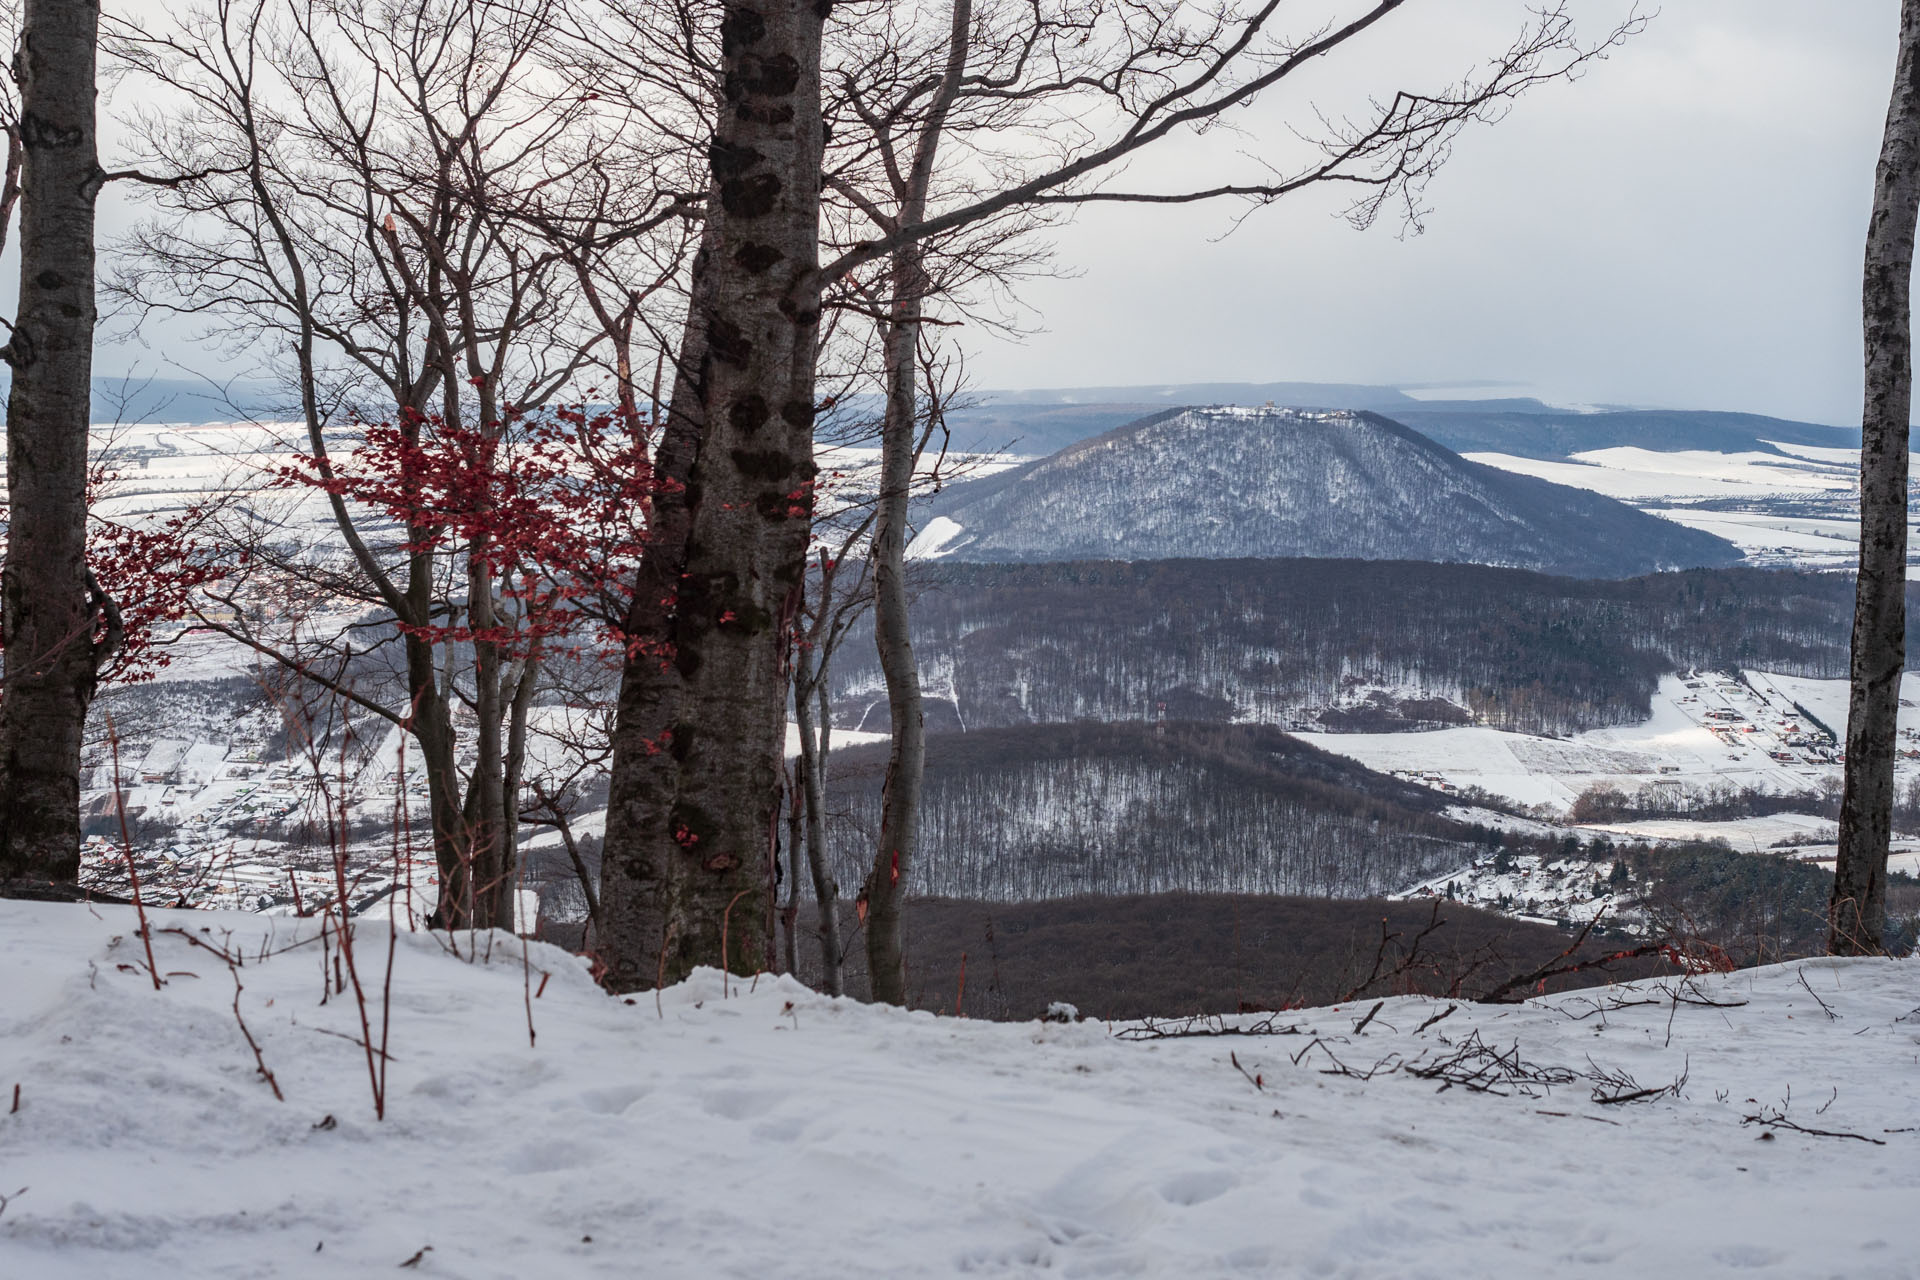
1742,1108 -> 1885,1145
1796,968 -> 1839,1022
1116,1013 -> 1304,1041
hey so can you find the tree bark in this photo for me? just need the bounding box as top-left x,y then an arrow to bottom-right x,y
863,279 -> 927,1003
1835,0 -> 1920,957
792,637 -> 841,994
862,0 -> 970,1004
0,0 -> 101,887
596,0 -> 825,991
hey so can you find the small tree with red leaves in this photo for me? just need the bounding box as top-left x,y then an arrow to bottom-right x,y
248,399 -> 660,929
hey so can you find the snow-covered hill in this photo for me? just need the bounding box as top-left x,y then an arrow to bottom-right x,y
917,407 -> 1742,576
1,900 -> 1916,1278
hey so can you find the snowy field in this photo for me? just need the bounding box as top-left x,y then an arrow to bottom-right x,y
1,900 -> 1916,1279
1462,441 -> 1897,571
1300,670 -> 1910,818
1463,445 -> 1855,504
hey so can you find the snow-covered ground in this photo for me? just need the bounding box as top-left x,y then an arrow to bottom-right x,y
1647,508 -> 1863,571
1,900 -> 1915,1279
1398,851 -> 1634,926
1464,445 -> 1854,504
1464,446 -> 1853,506
1581,812 -> 1838,851
1460,439 -> 1920,574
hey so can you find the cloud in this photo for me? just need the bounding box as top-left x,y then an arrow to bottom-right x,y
965,0 -> 1897,424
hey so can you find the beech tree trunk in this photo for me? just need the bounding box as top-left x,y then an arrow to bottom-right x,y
597,0 -> 825,991
0,0 -> 101,887
1834,0 -> 1920,956
864,273 -> 928,1004
863,0 -> 969,1003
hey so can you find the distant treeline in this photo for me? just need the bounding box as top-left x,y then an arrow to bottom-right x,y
824,721 -> 1501,902
1571,775 -> 1920,836
829,560 -> 1883,737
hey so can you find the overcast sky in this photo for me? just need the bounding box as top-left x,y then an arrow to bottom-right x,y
80,0 -> 1901,426
962,1 -> 1898,424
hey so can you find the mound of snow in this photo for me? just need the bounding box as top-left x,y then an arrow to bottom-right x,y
1,900 -> 1916,1278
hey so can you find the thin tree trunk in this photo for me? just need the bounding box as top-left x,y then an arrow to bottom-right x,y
781,766 -> 800,974
468,547 -> 508,928
1834,0 -> 1920,956
781,662 -> 803,974
596,0 -> 825,991
863,0 -> 971,1003
0,0 -> 101,887
793,641 -> 841,994
500,646 -> 540,932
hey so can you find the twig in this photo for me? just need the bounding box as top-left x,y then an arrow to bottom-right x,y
1743,1109 -> 1885,1145
104,712 -> 162,990
1352,1001 -> 1386,1035
1228,1050 -> 1265,1092
160,927 -> 284,1100
1796,968 -> 1839,1022
1476,917 -> 1667,1004
228,962 -> 284,1102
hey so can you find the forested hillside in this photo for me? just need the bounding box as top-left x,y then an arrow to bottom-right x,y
822,722 -> 1497,902
831,560 -> 1875,737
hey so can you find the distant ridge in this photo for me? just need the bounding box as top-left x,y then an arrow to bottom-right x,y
1392,407 -> 1858,461
0,375 -> 286,426
918,405 -> 1742,577
939,381 -> 1855,460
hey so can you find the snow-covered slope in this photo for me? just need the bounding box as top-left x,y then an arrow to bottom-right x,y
920,407 -> 1741,576
2,901 -> 1917,1279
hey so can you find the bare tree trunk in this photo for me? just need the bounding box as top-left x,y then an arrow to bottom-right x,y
0,0 -> 100,887
596,0 -> 825,991
468,547 -> 509,928
1834,0 -> 1920,956
781,765 -> 800,975
863,0 -> 970,1004
863,280 -> 927,1003
501,647 -> 540,924
792,639 -> 841,994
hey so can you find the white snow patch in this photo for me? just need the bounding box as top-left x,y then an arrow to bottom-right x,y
906,514 -> 967,558
1303,673 -> 1878,815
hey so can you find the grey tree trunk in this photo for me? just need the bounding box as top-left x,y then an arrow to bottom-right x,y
0,0 -> 101,887
863,0 -> 970,1003
597,0 -> 825,991
864,280 -> 927,1004
1835,0 -> 1920,956
792,639 -> 841,994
